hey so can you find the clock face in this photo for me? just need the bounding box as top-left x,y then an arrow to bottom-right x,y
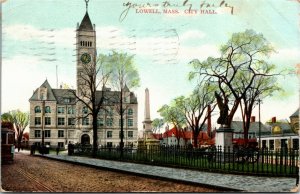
80,53 -> 91,64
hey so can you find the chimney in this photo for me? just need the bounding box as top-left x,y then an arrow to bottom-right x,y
251,116 -> 256,122
272,117 -> 276,123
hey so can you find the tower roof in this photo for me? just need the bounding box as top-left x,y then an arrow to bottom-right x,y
290,108 -> 299,118
78,12 -> 94,31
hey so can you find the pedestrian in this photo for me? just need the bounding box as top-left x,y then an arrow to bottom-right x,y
56,146 -> 59,155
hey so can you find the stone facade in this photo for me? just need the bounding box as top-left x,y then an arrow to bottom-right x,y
29,11 -> 138,149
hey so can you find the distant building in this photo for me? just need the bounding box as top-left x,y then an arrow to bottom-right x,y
261,116 -> 299,150
28,8 -> 138,149
153,126 -> 214,147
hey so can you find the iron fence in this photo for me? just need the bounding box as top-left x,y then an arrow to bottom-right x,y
73,144 -> 299,178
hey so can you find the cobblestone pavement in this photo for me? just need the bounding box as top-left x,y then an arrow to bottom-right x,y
1,151 -> 222,192
39,150 -> 298,192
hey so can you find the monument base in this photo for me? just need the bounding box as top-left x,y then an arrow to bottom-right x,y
215,127 -> 233,150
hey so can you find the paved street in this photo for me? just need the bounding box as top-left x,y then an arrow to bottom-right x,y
42,150 -> 298,192
1,151 -> 221,192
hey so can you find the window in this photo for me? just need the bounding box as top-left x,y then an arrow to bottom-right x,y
107,131 -> 112,138
35,142 -> 41,146
45,106 -> 51,113
262,140 -> 267,148
269,140 -> 274,150
106,118 -> 113,126
68,107 -> 75,114
128,119 -> 133,127
293,139 -> 299,150
45,130 -> 51,138
58,117 -> 65,126
128,131 -> 133,138
57,107 -> 65,114
128,108 -> 133,115
35,117 -> 41,125
34,130 -> 41,138
58,130 -> 64,138
64,98 -> 71,103
58,142 -> 64,148
68,118 -> 75,126
35,106 -> 41,113
45,117 -> 51,125
97,118 -> 104,127
82,117 -> 89,125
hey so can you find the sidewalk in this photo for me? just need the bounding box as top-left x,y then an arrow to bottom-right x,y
20,150 -> 297,193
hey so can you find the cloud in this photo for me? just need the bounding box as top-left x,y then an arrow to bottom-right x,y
179,30 -> 206,42
3,24 -> 74,47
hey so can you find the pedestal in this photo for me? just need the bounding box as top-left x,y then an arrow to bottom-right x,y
215,127 -> 233,151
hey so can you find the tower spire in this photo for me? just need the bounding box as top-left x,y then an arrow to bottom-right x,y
85,0 -> 89,12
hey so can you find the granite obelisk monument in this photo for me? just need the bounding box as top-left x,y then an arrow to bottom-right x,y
139,88 -> 159,148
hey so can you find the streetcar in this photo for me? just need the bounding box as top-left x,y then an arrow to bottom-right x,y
1,128 -> 15,163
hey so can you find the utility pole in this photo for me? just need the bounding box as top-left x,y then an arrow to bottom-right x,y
258,98 -> 261,150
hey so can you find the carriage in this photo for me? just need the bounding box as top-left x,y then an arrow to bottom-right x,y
1,128 -> 15,163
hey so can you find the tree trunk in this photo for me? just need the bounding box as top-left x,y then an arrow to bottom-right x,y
92,114 -> 98,158
120,90 -> 124,159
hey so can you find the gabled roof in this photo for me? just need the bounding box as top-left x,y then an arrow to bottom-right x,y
29,80 -> 56,101
78,12 -> 94,31
290,108 -> 299,118
231,121 -> 270,134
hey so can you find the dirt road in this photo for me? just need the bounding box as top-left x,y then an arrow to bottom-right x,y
1,152 -> 222,192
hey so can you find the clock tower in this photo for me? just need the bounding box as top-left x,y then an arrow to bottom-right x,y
76,6 -> 96,96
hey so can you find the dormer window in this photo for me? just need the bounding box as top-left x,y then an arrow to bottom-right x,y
64,98 -> 71,103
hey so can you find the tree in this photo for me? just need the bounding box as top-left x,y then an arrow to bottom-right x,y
69,54 -> 111,158
175,82 -> 217,147
1,110 -> 29,152
189,30 -> 282,143
105,51 -> 140,158
158,103 -> 186,147
152,118 -> 164,134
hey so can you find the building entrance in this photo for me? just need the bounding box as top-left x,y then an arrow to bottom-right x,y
81,134 -> 90,145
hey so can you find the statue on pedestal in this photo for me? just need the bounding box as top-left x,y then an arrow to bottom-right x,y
215,91 -> 229,127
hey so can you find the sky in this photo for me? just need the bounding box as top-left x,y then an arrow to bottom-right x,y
1,0 -> 300,132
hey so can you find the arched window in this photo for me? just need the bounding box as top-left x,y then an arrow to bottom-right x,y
45,106 -> 51,113
35,106 -> 41,113
128,108 -> 133,115
90,42 -> 92,47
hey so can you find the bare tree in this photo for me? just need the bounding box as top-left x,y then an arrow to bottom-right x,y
69,54 -> 111,158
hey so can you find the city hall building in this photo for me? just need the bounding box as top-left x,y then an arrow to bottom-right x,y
29,9 -> 138,149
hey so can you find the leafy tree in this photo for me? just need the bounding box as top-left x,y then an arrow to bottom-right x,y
158,103 -> 186,147
69,54 -> 111,158
189,30 -> 282,143
1,110 -> 29,152
175,82 -> 217,147
152,118 -> 164,134
105,51 -> 140,158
